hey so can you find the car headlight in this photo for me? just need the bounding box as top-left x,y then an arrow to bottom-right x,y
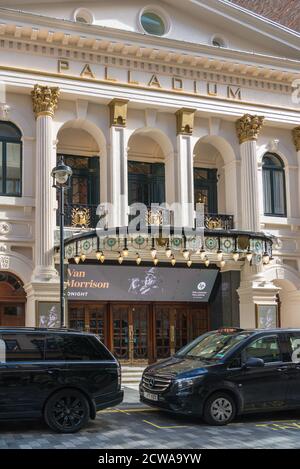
175,375 -> 205,393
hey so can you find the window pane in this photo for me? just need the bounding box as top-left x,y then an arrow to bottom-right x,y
263,169 -> 272,214
3,305 -> 23,316
288,334 -> 300,363
242,336 -> 281,363
6,143 -> 21,195
141,12 -> 165,36
273,171 -> 285,215
0,334 -> 45,362
45,334 -> 111,361
0,143 -> 2,193
0,122 -> 21,139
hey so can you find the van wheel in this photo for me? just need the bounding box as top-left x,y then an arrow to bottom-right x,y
203,392 -> 236,426
44,389 -> 90,433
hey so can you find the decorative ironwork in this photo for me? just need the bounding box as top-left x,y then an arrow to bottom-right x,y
72,207 -> 91,227
204,214 -> 234,230
62,204 -> 99,228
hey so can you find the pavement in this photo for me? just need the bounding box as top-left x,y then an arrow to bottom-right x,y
0,387 -> 300,449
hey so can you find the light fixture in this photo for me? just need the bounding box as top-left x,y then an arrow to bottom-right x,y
187,258 -> 192,268
204,257 -> 210,267
200,248 -> 206,260
74,255 -> 80,265
51,159 -> 73,185
232,251 -> 239,262
118,252 -> 124,264
153,257 -> 159,266
122,239 -> 129,258
136,253 -> 142,265
151,238 -> 157,259
217,250 -> 223,262
165,244 -> 172,258
263,252 -> 270,264
100,252 -> 105,263
246,249 -> 253,263
171,255 -> 176,266
220,259 -> 226,268
80,253 -> 86,262
96,250 -> 102,261
183,249 -> 190,260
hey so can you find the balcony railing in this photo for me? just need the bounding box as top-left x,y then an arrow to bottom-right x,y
204,214 -> 234,230
128,207 -> 174,226
60,204 -> 234,231
61,204 -> 99,229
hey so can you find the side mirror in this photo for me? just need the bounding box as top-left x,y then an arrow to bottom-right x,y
243,357 -> 265,369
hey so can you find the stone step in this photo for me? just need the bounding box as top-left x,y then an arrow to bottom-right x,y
121,365 -> 146,387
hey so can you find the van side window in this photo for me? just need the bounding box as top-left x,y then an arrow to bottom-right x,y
45,334 -> 112,361
288,334 -> 300,363
0,334 -> 45,362
242,335 -> 281,364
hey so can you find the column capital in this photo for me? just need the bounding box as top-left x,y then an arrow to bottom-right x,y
109,98 -> 129,127
236,114 -> 264,144
31,84 -> 60,119
292,126 -> 300,152
175,108 -> 196,135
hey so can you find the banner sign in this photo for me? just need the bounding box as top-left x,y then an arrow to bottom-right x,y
67,265 -> 218,302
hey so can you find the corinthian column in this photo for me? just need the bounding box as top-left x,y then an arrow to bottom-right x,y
31,84 -> 60,281
236,114 -> 264,232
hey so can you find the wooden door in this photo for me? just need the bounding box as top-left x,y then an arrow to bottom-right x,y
111,304 -> 149,364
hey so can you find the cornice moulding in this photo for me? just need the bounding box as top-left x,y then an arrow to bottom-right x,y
0,8 -> 299,77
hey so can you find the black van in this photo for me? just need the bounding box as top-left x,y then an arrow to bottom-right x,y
0,328 -> 123,433
140,328 -> 300,425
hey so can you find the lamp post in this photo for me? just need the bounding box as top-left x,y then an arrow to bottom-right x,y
51,158 -> 72,327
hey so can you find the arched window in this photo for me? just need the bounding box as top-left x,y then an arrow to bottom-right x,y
0,121 -> 22,196
262,153 -> 286,217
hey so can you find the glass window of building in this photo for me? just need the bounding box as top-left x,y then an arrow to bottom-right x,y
262,153 -> 286,217
0,121 -> 22,196
140,11 -> 166,36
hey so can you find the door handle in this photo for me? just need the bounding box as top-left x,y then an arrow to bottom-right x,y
277,366 -> 289,372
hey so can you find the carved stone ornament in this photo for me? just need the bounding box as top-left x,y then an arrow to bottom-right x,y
0,255 -> 9,270
31,84 -> 60,118
292,127 -> 300,152
176,108 -> 196,135
109,98 -> 129,127
0,222 -> 11,235
236,114 -> 265,144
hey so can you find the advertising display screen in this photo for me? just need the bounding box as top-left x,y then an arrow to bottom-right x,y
67,265 -> 218,302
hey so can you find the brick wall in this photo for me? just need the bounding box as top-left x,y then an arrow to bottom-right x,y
229,0 -> 300,32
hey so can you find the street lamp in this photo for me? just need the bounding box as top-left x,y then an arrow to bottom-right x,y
51,158 -> 72,327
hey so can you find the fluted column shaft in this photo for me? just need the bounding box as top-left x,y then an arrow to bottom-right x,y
240,140 -> 260,232
236,114 -> 264,233
175,108 -> 196,228
31,84 -> 60,281
176,134 -> 194,228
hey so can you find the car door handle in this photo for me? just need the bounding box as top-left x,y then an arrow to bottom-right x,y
277,366 -> 289,372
